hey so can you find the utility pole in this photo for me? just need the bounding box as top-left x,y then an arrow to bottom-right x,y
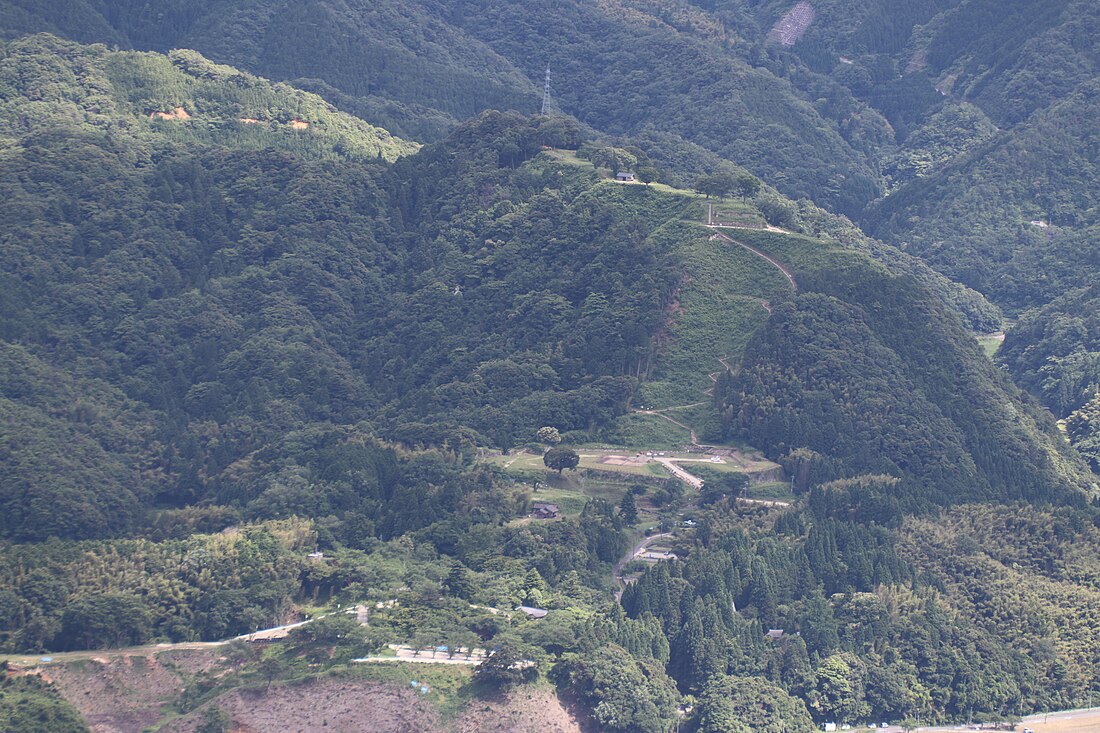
541,65 -> 552,116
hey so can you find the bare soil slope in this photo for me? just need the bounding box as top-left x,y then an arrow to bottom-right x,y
161,677 -> 444,733
452,687 -> 594,733
36,649 -> 592,733
46,650 -> 219,733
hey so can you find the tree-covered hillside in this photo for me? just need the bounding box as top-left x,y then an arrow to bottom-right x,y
865,82 -> 1100,310
0,37 -> 680,541
614,499 -> 1100,726
663,0 -> 1100,321
1,35 -> 1087,547
710,229 -> 1091,513
999,284 -> 1100,471
0,18 -> 1099,733
0,34 -> 417,161
0,0 -> 890,217
4,1 -> 1097,309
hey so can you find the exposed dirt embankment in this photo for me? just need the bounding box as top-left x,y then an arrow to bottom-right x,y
45,650 -> 219,733
38,650 -> 593,733
162,678 -> 591,733
453,686 -> 595,733
161,677 -> 444,733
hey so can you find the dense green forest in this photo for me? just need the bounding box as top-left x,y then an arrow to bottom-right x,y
999,285 -> 1100,470
6,1 -> 1096,320
0,36 -> 682,541
0,0 -> 888,216
1,4 -> 1100,730
2,0 -> 1095,371
6,500 -> 1098,731
710,228 -> 1091,510
611,500 -> 1100,727
1,35 -> 1085,546
0,671 -> 87,733
3,1 -> 1097,311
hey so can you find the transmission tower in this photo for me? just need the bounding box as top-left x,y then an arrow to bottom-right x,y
541,65 -> 552,116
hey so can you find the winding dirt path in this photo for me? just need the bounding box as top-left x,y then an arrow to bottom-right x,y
647,403 -> 707,412
633,408 -> 700,444
708,229 -> 798,291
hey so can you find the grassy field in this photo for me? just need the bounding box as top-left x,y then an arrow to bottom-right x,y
484,452 -> 663,518
976,332 -> 1005,358
709,226 -> 870,285
602,412 -> 694,448
484,446 -> 777,499
710,200 -> 767,227
484,450 -> 667,477
646,221 -> 785,405
543,149 -> 704,200
745,481 -> 796,501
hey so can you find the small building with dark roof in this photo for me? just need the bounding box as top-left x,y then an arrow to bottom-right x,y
532,502 -> 560,519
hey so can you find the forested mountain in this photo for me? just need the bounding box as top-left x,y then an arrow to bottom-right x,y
865,85 -> 1100,310
1,3 -> 1100,732
0,35 -> 673,540
0,0 -> 889,216
999,284 -> 1100,471
1,34 -> 1086,546
5,1 -> 1099,293
3,1 -> 1096,365
674,0 -> 1100,315
7,0 -> 1096,316
709,228 -> 1090,512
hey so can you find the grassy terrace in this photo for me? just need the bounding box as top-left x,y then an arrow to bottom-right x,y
526,151 -> 794,487
976,331 -> 1005,358
645,220 -> 788,405
483,444 -> 781,514
483,450 -> 668,477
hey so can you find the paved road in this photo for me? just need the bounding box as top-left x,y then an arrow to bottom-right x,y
613,532 -> 673,598
655,457 -> 706,488
1020,705 -> 1100,731
904,706 -> 1100,733
2,614 -> 341,667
